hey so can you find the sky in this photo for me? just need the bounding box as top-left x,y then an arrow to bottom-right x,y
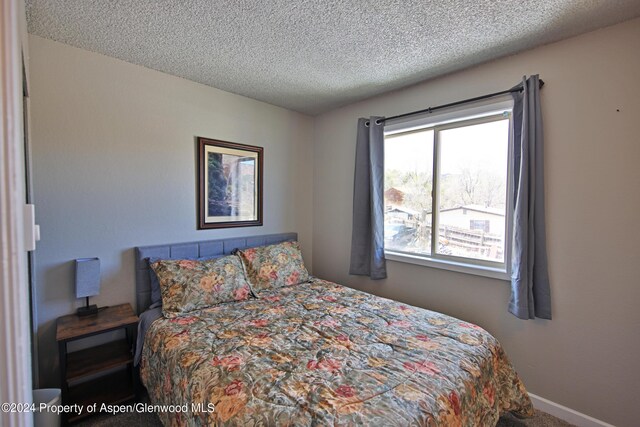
385,119 -> 509,177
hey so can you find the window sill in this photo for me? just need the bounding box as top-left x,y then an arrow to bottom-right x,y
384,251 -> 510,281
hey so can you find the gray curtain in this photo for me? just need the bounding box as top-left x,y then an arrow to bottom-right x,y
510,75 -> 551,319
349,117 -> 387,279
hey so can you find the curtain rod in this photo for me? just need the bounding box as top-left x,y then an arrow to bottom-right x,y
366,79 -> 544,126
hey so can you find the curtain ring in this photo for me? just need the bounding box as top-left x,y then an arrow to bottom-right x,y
364,121 -> 370,127
374,119 -> 382,126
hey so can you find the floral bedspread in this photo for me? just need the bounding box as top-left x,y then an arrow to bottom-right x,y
141,278 -> 533,426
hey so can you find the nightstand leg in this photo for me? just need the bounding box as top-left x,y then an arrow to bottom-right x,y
58,340 -> 68,426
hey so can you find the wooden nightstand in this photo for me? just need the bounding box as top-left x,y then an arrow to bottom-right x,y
56,303 -> 139,424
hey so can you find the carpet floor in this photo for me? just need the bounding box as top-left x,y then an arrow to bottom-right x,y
76,407 -> 575,427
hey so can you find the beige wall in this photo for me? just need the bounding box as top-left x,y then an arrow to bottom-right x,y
28,35 -> 313,386
313,18 -> 640,427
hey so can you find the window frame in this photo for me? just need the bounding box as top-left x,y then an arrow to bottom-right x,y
383,97 -> 514,281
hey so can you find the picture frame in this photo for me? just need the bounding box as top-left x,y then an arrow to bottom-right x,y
197,137 -> 263,229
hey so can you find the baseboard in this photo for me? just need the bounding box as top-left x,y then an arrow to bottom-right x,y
528,393 -> 614,427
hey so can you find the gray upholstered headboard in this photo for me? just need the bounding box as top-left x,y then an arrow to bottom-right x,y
134,232 -> 298,314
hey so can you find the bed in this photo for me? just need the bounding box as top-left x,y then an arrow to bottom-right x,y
135,233 -> 533,426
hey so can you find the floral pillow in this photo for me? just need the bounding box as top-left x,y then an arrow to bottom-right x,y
147,255 -> 221,307
150,255 -> 253,318
235,241 -> 310,293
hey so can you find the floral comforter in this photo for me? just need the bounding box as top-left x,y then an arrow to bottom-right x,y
141,278 -> 533,426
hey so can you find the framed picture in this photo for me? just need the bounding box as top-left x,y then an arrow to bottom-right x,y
197,137 -> 263,229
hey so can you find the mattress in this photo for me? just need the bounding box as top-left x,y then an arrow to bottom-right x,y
140,278 -> 533,425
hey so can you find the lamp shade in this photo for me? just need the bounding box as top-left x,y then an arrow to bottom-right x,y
75,258 -> 100,299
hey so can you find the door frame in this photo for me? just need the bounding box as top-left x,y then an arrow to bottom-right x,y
1,0 -> 34,425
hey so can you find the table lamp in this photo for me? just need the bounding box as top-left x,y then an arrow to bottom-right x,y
75,257 -> 100,316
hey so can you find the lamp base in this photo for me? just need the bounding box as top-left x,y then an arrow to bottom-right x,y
76,304 -> 98,317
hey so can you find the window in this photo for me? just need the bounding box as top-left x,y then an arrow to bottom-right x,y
383,100 -> 513,279
469,220 -> 490,233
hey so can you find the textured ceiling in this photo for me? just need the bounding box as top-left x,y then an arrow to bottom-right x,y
26,1 -> 640,115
